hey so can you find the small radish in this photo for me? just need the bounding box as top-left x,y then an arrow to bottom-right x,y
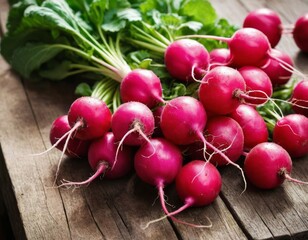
164,39 -> 210,82
198,66 -> 246,115
204,116 -> 244,166
111,101 -> 155,146
175,161 -> 221,207
244,142 -> 307,189
293,13 -> 308,53
230,104 -> 268,150
49,115 -> 90,158
273,114 -> 308,158
290,80 -> 308,117
209,48 -> 231,68
243,8 -> 282,48
134,138 -> 183,220
120,69 -> 165,108
59,132 -> 133,187
259,49 -> 294,86
160,96 -> 207,145
238,66 -> 273,105
67,96 -> 112,140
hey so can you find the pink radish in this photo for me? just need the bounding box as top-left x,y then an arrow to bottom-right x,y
290,80 -> 308,117
160,96 -> 207,145
209,48 -> 231,68
293,13 -> 308,53
244,142 -> 307,189
134,138 -> 183,222
204,116 -> 244,166
67,96 -> 112,140
238,66 -> 273,105
164,39 -> 210,82
120,69 -> 165,108
111,101 -> 155,146
243,8 -> 282,48
230,104 -> 268,150
259,48 -> 294,86
49,115 -> 90,158
273,114 -> 308,158
175,161 -> 221,207
198,66 -> 246,115
59,132 -> 133,187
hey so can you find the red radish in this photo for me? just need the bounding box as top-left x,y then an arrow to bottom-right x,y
164,39 -> 210,82
198,66 -> 246,115
134,138 -> 183,187
134,138 -> 183,221
230,104 -> 268,150
243,8 -> 282,48
259,49 -> 294,86
59,132 -> 133,187
120,69 -> 165,108
49,115 -> 90,158
160,96 -> 207,145
293,13 -> 308,53
209,48 -> 231,68
238,66 -> 273,105
290,80 -> 308,117
244,142 -> 307,189
176,161 -> 221,207
204,116 -> 244,166
68,96 -> 112,140
273,114 -> 308,158
111,101 -> 155,146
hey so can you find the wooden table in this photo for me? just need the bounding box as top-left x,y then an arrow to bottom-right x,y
0,0 -> 308,239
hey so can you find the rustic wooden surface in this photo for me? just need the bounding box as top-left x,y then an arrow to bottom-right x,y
0,0 -> 308,239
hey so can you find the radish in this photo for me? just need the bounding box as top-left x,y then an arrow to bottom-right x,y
198,66 -> 246,115
160,96 -> 207,145
164,39 -> 210,82
59,132 -> 133,187
175,161 -> 221,207
134,138 -> 183,220
67,96 -> 112,140
243,8 -> 282,48
204,116 -> 244,166
244,142 -> 307,189
273,114 -> 308,158
293,13 -> 308,53
120,69 -> 165,108
259,49 -> 294,86
230,104 -> 268,150
161,160 -> 221,226
238,66 -> 273,105
49,115 -> 90,158
290,80 -> 308,117
111,101 -> 155,146
209,48 -> 231,68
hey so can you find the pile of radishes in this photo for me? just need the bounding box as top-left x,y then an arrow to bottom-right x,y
48,8 -> 308,227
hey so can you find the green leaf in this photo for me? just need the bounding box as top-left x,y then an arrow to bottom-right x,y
39,60 -> 72,80
102,19 -> 126,32
178,21 -> 203,32
10,43 -> 64,78
117,8 -> 142,22
180,0 -> 217,26
75,82 -> 93,96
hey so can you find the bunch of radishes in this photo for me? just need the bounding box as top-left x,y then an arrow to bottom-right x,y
48,8 -> 308,226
